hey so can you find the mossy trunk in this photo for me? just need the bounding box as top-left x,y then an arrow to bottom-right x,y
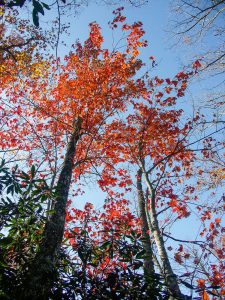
19,117 -> 82,300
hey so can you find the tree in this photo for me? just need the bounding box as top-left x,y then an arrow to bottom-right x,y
0,161 -> 163,299
98,69 -> 196,299
1,11 -> 153,298
170,0 -> 225,111
96,59 -> 224,299
0,161 -> 53,299
168,5 -> 225,296
0,4 -> 51,103
65,201 -> 162,299
1,7 -> 224,300
171,0 -> 225,68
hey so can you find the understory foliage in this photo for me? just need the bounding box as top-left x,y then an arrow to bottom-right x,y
0,4 -> 224,300
0,162 -> 162,299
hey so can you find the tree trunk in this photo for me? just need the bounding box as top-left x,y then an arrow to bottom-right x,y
19,117 -> 82,300
136,169 -> 155,276
143,170 -> 185,300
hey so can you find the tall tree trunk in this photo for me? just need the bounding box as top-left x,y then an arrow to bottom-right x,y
136,169 -> 155,276
143,170 -> 185,300
19,117 -> 82,300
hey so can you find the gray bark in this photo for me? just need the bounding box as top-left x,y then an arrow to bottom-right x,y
136,169 -> 155,275
19,117 -> 82,300
142,170 -> 185,300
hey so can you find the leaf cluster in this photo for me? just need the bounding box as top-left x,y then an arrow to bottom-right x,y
0,160 -> 166,299
63,222 -> 166,299
1,0 -> 66,26
0,160 -> 52,298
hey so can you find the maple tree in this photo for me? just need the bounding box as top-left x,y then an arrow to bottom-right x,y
1,9 -> 153,299
97,80 -> 225,299
0,5 -> 224,300
96,69 -> 197,299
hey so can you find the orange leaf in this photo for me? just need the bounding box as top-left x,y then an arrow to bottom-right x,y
215,218 -> 221,224
202,291 -> 210,300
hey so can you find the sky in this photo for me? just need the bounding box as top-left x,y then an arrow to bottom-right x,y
56,0 -> 183,77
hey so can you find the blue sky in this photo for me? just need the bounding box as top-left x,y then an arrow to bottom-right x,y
55,0 -> 184,77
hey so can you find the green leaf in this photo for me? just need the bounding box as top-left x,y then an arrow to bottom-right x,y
32,9 -> 39,27
46,209 -> 55,215
41,2 -> 50,10
136,249 -> 146,259
100,240 -> 111,250
28,217 -> 37,225
6,196 -> 14,204
17,0 -> 26,7
31,165 -> 35,178
0,159 -> 5,168
6,185 -> 14,195
0,260 -> 8,268
132,260 -> 143,270
36,205 -> 43,214
33,0 -> 44,15
0,237 -> 14,248
20,171 -> 30,181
